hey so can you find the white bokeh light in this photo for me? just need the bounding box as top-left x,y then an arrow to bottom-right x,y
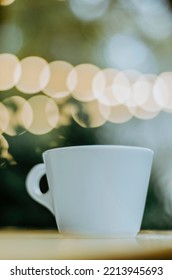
69,0 -> 110,22
105,33 -> 156,72
154,72 -> 172,112
131,0 -> 172,40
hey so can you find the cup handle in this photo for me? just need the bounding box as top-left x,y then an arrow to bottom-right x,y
26,163 -> 54,215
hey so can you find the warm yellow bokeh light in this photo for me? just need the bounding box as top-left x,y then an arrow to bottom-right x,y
27,95 -> 60,135
67,63 -> 100,102
0,102 -> 9,133
0,0 -> 15,6
16,56 -> 50,94
72,100 -> 108,128
0,134 -> 9,158
43,60 -> 73,99
0,53 -> 21,91
3,96 -> 33,136
108,105 -> 133,124
58,103 -> 77,126
1,53 -> 172,125
0,134 -> 16,164
0,134 -> 8,150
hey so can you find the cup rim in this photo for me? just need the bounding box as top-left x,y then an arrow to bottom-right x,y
43,145 -> 154,156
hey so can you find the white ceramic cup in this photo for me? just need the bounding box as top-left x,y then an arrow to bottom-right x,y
26,145 -> 153,237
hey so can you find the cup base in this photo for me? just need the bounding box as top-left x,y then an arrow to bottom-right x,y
58,230 -> 137,239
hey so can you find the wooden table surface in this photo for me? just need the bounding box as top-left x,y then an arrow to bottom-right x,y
0,229 -> 172,260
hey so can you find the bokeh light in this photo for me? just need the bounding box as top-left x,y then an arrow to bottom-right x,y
27,95 -> 60,135
0,134 -> 16,166
67,63 -> 100,102
0,0 -> 15,7
0,53 -> 172,126
135,0 -> 172,40
3,96 -> 33,136
132,76 -> 152,106
69,0 -> 110,22
93,68 -> 119,106
0,102 -> 9,133
153,72 -> 172,112
59,103 -> 77,126
72,100 -> 109,128
129,106 -> 160,120
138,78 -> 162,113
112,72 -> 131,104
105,33 -> 156,72
16,56 -> 50,94
107,104 -> 133,124
43,61 -> 73,99
0,53 -> 21,91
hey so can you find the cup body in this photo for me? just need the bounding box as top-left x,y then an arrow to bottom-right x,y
41,145 -> 153,237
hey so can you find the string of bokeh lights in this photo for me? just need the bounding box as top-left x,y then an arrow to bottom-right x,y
0,53 -> 172,138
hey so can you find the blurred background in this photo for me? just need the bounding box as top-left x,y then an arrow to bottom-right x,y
1,0 -> 172,230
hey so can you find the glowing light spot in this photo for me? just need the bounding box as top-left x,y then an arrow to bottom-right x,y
0,0 -> 15,6
72,100 -> 108,128
153,72 -> 172,112
132,77 -> 152,106
98,102 -> 111,121
123,70 -> 142,108
16,56 -> 50,94
135,77 -> 161,113
0,134 -> 8,150
3,96 -> 33,136
123,69 -> 142,84
69,0 -> 110,22
0,102 -> 9,133
67,63 -> 100,102
108,105 -> 133,124
59,103 -> 77,126
112,72 -> 131,104
27,95 -> 59,135
137,2 -> 172,40
0,53 -> 21,91
43,61 -> 73,99
93,68 -> 119,106
105,33 -> 154,72
0,134 -> 15,165
145,73 -> 157,82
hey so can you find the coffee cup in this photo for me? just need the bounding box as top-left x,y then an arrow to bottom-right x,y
26,145 -> 153,237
